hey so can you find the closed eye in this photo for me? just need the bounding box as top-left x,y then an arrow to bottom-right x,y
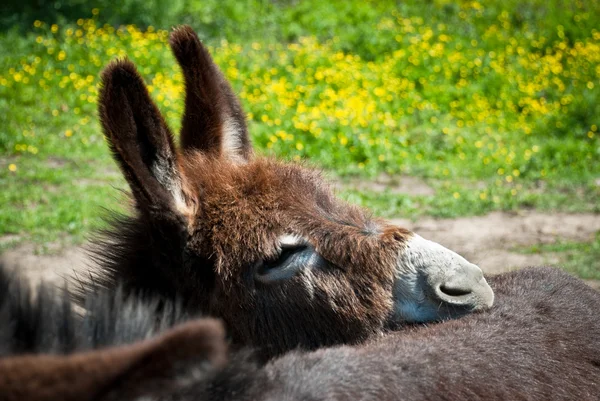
259,244 -> 308,273
255,235 -> 314,284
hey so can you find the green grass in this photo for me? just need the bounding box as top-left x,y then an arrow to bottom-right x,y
0,154 -> 125,249
341,179 -> 600,219
1,0 -> 599,255
517,233 -> 600,280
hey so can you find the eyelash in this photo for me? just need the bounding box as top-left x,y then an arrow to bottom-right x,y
264,244 -> 307,269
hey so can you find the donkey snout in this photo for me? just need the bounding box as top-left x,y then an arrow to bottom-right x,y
391,234 -> 494,324
433,262 -> 494,309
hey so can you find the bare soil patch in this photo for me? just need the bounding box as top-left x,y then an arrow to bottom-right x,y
1,211 -> 599,290
0,243 -> 89,287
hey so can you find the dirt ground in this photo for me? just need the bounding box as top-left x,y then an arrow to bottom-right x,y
2,210 -> 599,290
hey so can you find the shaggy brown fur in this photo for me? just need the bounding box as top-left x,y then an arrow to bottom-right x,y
249,267 -> 600,401
169,25 -> 252,159
2,267 -> 598,400
0,266 -> 189,356
0,320 -> 226,401
0,265 -> 228,401
85,25 -> 493,358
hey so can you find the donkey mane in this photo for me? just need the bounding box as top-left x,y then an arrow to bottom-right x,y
0,264 -> 189,356
0,263 -> 247,401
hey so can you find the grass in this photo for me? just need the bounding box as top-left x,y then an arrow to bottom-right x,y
517,233 -> 600,280
341,179 -> 600,219
0,0 -> 599,260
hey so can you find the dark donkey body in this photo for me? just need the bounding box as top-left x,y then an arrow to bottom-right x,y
2,266 -> 599,400
82,25 -> 493,357
0,265 -> 225,401
252,267 -> 600,401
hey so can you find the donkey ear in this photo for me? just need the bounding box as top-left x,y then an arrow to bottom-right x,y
0,319 -> 227,401
169,25 -> 252,163
102,319 -> 228,400
99,59 -> 189,215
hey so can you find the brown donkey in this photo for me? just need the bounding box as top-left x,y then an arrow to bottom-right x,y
87,25 -> 493,356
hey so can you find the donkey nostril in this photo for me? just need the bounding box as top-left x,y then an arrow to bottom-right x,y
439,284 -> 472,297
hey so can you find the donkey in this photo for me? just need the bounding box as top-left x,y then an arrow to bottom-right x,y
2,266 -> 599,401
82,25 -> 494,357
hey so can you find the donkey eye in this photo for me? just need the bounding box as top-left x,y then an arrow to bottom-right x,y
265,244 -> 308,269
255,237 -> 312,284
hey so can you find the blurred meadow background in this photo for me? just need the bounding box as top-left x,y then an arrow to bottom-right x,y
0,0 -> 599,280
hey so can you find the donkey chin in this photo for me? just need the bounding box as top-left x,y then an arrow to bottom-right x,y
391,234 -> 494,325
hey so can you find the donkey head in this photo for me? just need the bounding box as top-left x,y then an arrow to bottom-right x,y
94,26 -> 493,356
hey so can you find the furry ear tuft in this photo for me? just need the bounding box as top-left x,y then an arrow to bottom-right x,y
169,25 -> 252,163
98,58 -> 189,215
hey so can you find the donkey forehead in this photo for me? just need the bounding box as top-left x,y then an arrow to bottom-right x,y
183,157 -> 377,241
185,157 -> 339,214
